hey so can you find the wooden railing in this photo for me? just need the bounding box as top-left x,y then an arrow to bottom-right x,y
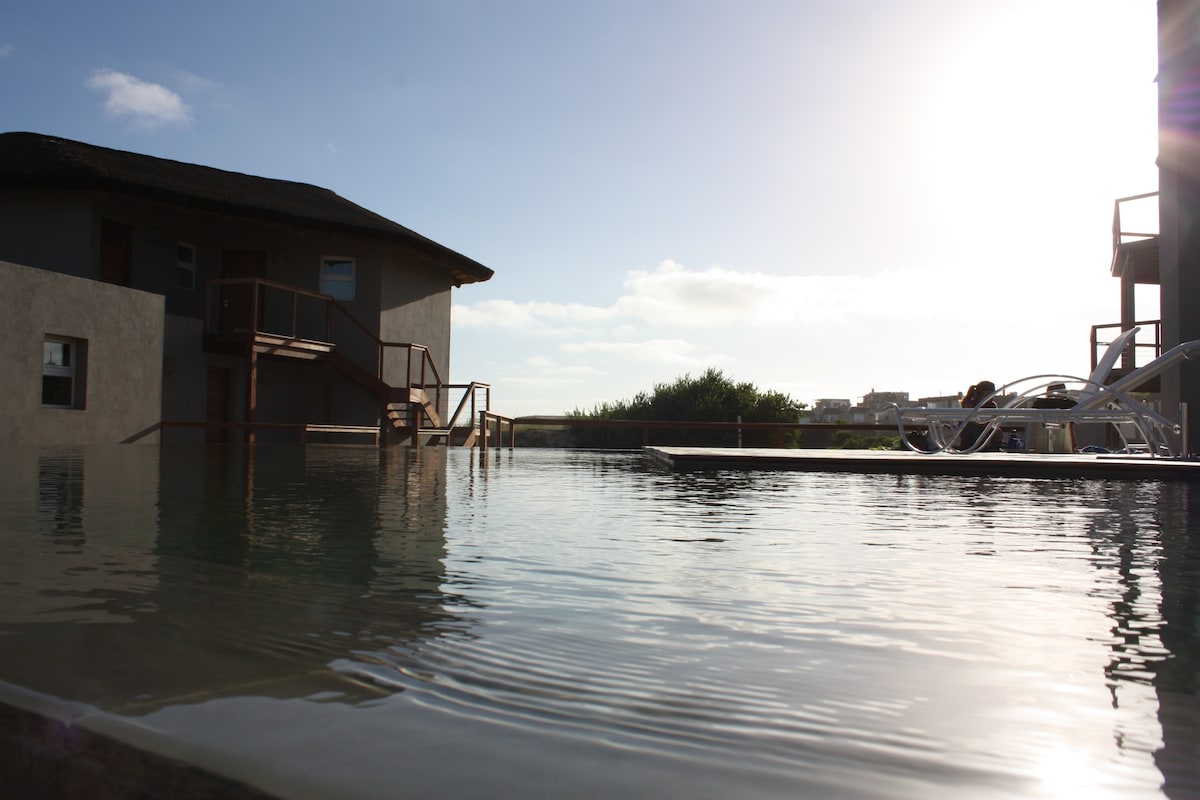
1112,191 -> 1159,251
479,411 -> 516,452
204,277 -> 491,441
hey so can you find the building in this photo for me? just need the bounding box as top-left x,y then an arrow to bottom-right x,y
0,132 -> 494,446
803,392 -> 909,425
1103,0 -> 1200,453
859,390 -> 909,412
916,393 -> 963,410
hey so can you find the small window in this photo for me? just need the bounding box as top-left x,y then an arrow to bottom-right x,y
176,242 -> 196,290
320,257 -> 355,301
42,336 -> 87,409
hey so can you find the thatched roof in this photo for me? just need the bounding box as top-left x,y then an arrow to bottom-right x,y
0,132 -> 493,285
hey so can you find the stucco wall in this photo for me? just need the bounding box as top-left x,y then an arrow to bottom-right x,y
0,261 -> 164,445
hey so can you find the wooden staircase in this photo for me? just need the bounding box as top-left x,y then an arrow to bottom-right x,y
203,277 -> 491,447
326,351 -> 465,445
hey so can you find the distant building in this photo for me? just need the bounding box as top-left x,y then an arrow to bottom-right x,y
860,390 -> 909,411
918,393 -> 964,409
803,391 -> 909,425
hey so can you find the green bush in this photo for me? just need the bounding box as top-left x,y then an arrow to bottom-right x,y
830,432 -> 903,451
566,368 -> 806,448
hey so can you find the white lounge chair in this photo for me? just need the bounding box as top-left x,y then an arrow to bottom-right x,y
886,327 -> 1200,457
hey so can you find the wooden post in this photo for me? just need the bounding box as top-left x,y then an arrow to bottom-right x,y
479,411 -> 488,454
323,359 -> 333,425
1120,275 -> 1136,371
245,344 -> 258,444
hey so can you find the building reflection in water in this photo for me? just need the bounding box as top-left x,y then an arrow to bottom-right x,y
1147,482 -> 1200,798
0,445 -> 461,714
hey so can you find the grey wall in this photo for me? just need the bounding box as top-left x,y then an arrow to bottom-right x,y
0,190 -> 94,278
0,260 -> 164,445
380,253 -> 454,419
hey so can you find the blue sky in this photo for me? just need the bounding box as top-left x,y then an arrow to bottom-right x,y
2,1 -> 1159,415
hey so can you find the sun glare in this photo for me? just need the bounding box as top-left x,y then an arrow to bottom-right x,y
920,2 -> 1157,272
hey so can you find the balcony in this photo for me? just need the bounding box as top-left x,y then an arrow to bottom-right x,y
1092,192 -> 1161,391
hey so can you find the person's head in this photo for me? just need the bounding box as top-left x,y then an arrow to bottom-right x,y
962,381 -> 996,407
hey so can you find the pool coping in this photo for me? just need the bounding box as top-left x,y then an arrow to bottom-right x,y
643,446 -> 1200,480
0,680 -> 282,800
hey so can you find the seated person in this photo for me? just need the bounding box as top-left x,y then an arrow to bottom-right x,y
958,381 -> 1002,451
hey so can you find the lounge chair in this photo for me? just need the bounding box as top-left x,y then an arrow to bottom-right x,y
885,327 -> 1200,457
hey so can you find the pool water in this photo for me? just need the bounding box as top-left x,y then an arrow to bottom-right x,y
1,445 -> 1198,798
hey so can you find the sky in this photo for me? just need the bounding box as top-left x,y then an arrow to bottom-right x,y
1,0 -> 1160,415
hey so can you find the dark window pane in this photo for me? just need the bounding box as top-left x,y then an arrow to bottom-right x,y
42,375 -> 73,407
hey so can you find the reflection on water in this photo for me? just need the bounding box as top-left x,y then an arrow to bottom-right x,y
0,446 -> 1198,799
1,445 -> 457,709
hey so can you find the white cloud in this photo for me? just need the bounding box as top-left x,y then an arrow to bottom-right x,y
86,69 -> 192,129
455,260 -> 978,335
453,298 -> 617,331
561,337 -> 716,367
523,356 -> 603,376
174,70 -> 217,93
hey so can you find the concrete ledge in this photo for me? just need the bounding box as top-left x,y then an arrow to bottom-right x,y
0,682 -> 279,800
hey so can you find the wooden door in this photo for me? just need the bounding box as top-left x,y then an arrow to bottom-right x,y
219,250 -> 266,333
99,219 -> 132,286
205,366 -> 231,443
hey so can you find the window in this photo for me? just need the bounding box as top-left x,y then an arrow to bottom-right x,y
100,218 -> 132,286
42,336 -> 87,409
176,242 -> 196,289
320,257 -> 355,301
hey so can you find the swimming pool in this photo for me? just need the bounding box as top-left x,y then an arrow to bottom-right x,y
1,445 -> 1197,798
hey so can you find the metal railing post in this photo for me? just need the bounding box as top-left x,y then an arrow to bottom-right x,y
1182,402 -> 1190,457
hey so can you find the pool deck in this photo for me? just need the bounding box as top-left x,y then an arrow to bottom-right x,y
644,446 -> 1200,480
